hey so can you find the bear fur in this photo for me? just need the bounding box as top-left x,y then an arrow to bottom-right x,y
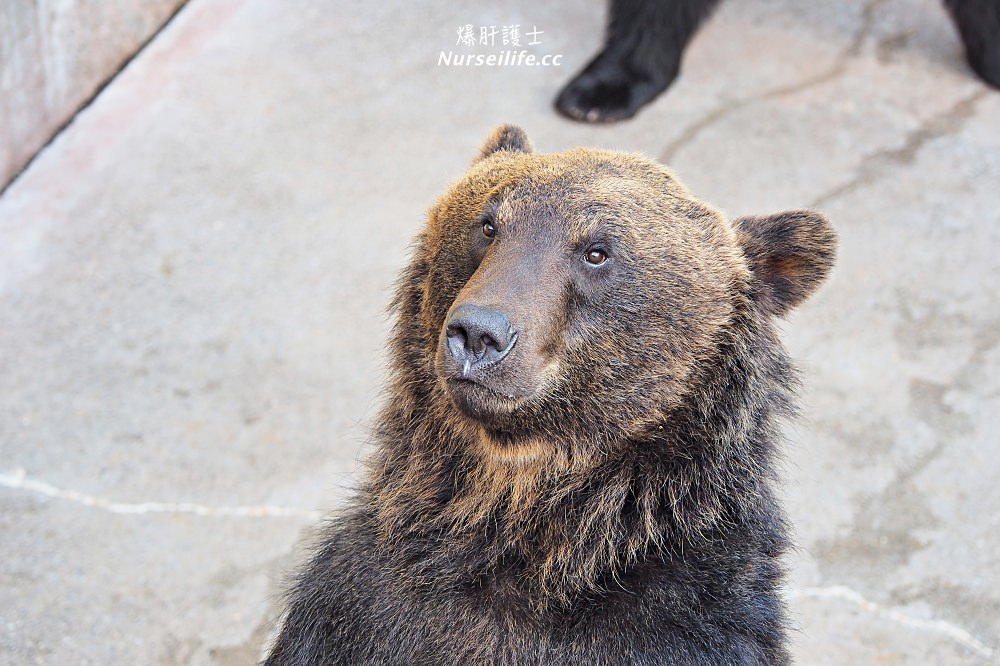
556,0 -> 1000,122
263,125 -> 837,665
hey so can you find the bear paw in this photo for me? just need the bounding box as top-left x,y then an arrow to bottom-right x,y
555,50 -> 678,123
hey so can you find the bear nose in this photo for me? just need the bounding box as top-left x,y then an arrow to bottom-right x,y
445,304 -> 518,376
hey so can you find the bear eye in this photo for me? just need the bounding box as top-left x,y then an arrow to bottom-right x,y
482,221 -> 496,239
584,248 -> 608,266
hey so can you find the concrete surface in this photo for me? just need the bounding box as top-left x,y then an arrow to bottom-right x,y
0,0 -> 187,187
1,0 -> 998,663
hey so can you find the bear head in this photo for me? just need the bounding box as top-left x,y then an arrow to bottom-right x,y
408,125 -> 835,459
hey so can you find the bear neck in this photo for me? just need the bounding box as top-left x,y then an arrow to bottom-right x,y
365,304 -> 794,606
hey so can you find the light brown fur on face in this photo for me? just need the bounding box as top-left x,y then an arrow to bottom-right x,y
427,145 -> 753,441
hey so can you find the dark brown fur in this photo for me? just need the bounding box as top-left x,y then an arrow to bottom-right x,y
264,126 -> 837,665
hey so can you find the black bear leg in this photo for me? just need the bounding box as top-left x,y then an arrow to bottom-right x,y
943,0 -> 1000,89
556,0 -> 721,122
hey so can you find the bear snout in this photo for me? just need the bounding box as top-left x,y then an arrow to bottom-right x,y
444,303 -> 519,377
435,302 -> 544,423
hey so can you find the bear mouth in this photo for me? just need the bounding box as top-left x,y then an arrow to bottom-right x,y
445,377 -> 525,422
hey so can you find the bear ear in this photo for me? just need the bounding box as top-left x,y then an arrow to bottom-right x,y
733,210 -> 837,317
477,124 -> 533,161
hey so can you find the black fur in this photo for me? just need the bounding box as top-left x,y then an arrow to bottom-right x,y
556,0 -> 1000,123
556,0 -> 721,122
944,0 -> 1000,88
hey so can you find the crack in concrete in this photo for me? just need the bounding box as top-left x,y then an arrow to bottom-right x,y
790,585 -> 999,662
660,0 -> 887,164
809,89 -> 987,208
5,471 -> 996,659
0,468 -> 322,519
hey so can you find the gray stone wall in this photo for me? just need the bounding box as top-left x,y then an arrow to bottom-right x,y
0,0 -> 187,187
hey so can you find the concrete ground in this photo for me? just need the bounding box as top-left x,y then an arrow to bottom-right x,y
1,0 -> 998,663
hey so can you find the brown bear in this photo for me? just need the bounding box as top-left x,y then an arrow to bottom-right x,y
263,125 -> 837,665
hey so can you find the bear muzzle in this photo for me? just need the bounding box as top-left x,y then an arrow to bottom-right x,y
437,302 -> 542,423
